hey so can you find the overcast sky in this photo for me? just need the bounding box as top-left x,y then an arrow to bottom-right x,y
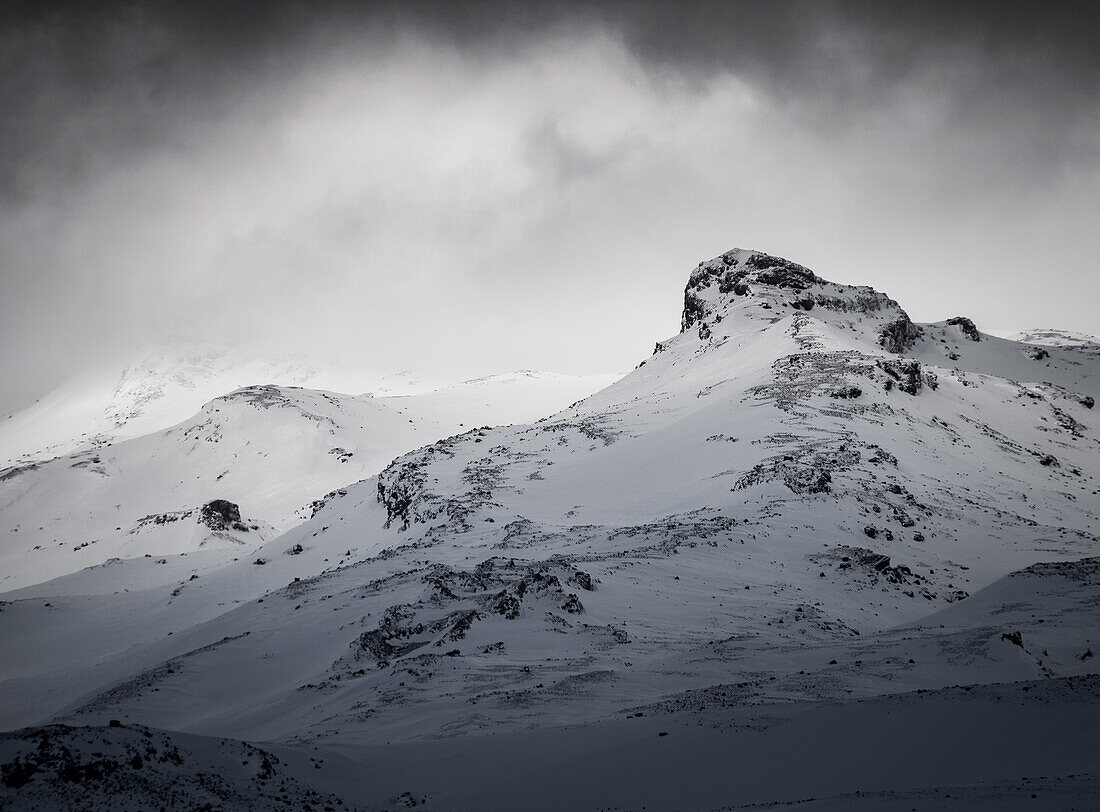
2,0 -> 1098,412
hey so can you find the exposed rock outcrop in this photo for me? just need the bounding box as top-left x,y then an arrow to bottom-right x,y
947,316 -> 981,341
200,499 -> 247,532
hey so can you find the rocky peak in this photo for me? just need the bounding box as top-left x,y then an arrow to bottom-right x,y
682,249 -> 818,330
680,248 -> 920,353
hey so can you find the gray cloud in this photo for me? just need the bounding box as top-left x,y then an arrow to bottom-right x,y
2,1 -> 1098,412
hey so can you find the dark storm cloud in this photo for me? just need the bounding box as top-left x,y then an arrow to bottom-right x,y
4,0 -> 1098,205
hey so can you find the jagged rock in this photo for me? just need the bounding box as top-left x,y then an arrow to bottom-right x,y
1081,395 -> 1095,409
743,253 -> 818,289
879,315 -> 923,354
560,594 -> 584,614
489,590 -> 521,620
877,359 -> 925,395
829,386 -> 862,399
568,570 -> 595,591
682,290 -> 708,332
199,500 -> 247,532
947,316 -> 981,341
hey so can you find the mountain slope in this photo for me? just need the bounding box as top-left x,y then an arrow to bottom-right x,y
0,342 -> 621,469
1,248 -> 1097,809
0,367 -> 622,592
0,385 -> 445,592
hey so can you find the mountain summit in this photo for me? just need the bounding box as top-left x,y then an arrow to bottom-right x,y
680,248 -> 919,352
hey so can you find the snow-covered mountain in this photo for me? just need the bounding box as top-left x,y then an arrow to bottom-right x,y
0,385 -> 449,592
0,342 -> 620,469
1,248 -> 1097,810
0,366 -> 621,592
0,344 -> 357,467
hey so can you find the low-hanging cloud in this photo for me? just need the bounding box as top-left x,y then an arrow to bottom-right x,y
2,1 -> 1098,412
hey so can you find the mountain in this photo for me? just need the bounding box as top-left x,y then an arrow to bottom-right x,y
1008,328 -> 1100,357
0,385 -> 447,593
0,342 -> 620,469
1,248 -> 1097,810
0,352 -> 621,592
0,344 -> 359,468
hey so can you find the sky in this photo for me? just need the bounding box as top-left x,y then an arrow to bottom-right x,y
2,0 -> 1099,413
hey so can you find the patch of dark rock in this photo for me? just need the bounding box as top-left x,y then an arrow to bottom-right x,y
818,546 -> 925,587
489,590 -> 521,619
0,462 -> 39,482
743,253 -> 818,289
1002,631 -> 1024,647
946,316 -> 981,341
829,386 -> 862,399
568,570 -> 595,591
879,315 -> 923,353
200,500 -> 247,532
561,594 -> 584,614
681,290 -> 708,331
877,358 -> 925,395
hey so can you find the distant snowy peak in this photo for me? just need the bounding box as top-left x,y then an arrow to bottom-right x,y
0,345 -> 439,467
680,248 -> 921,353
1009,329 -> 1100,349
102,344 -> 325,430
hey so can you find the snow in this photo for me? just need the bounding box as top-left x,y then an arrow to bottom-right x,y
0,369 -> 621,592
1,248 -> 1097,809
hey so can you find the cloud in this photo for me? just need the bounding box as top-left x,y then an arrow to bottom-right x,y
1,2 -> 1098,412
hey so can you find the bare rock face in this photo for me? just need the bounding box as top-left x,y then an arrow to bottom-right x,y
947,316 -> 981,341
682,250 -> 821,331
879,315 -> 923,354
877,359 -> 926,395
681,248 -> 923,343
200,499 -> 247,532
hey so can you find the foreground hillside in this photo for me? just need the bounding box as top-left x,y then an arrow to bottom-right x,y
1,249 -> 1097,810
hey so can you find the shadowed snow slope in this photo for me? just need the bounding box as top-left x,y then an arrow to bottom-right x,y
1,248 -> 1097,810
